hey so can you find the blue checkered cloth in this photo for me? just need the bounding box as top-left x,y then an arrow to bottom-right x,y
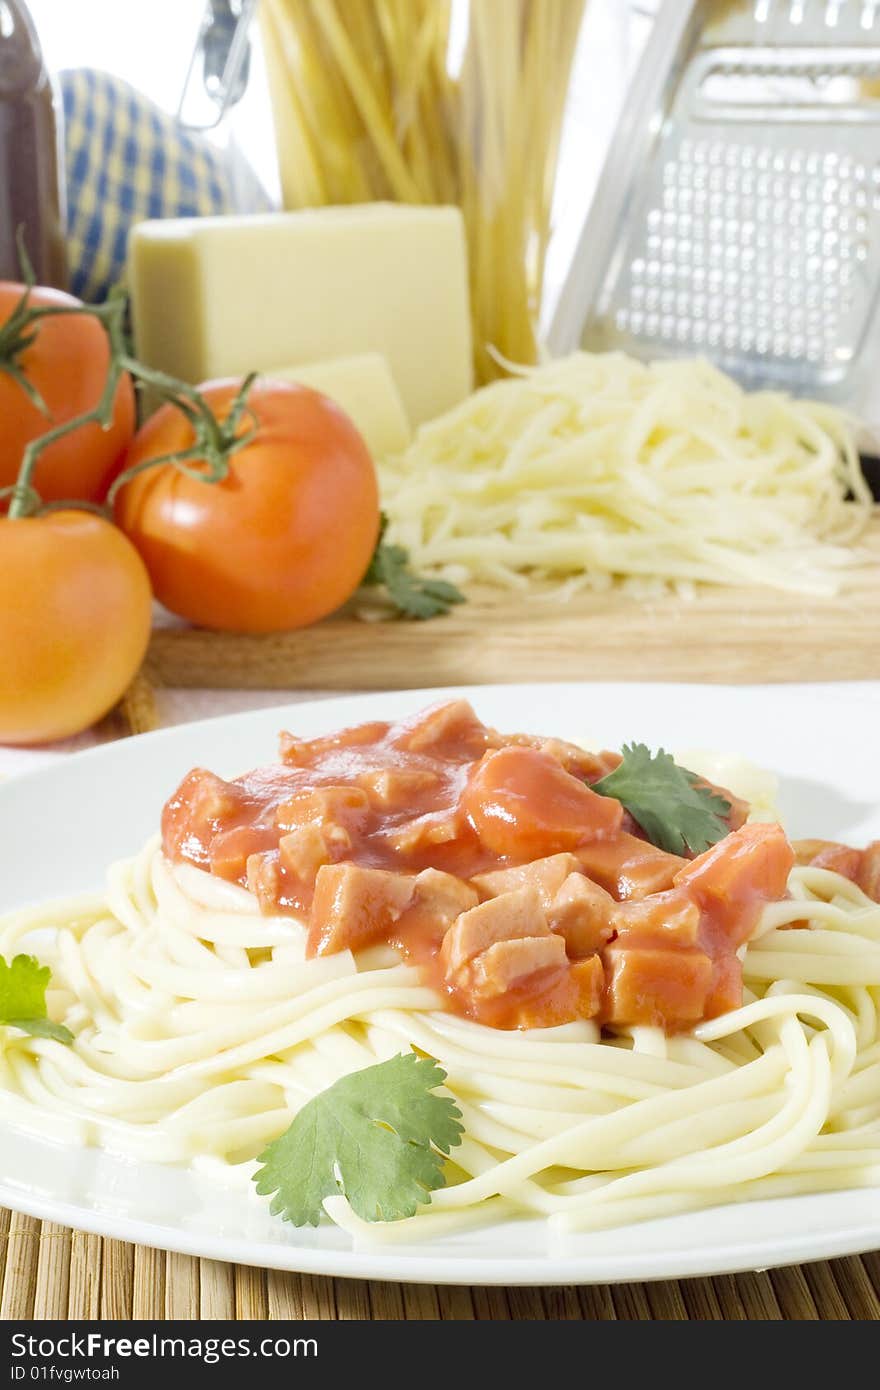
60,69 -> 269,304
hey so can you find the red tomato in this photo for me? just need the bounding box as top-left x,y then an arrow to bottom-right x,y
114,379 -> 381,633
0,512 -> 153,745
0,283 -> 136,504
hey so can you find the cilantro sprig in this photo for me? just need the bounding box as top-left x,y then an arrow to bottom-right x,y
592,743 -> 732,856
363,514 -> 465,620
253,1052 -> 463,1226
0,954 -> 73,1044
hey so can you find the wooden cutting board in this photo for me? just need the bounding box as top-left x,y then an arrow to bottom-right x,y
147,516 -> 880,689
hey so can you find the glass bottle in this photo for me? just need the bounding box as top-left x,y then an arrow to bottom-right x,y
0,0 -> 67,287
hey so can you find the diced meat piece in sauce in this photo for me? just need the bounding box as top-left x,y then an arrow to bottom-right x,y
793,838 -> 842,867
472,853 -> 582,908
858,843 -> 880,902
395,700 -> 489,757
440,886 -> 550,986
674,821 -> 794,949
506,735 -> 621,782
570,955 -> 605,1019
576,834 -> 685,900
394,870 -> 480,953
545,742 -> 620,780
470,934 -> 568,999
387,809 -> 463,855
514,953 -> 606,1030
413,868 -> 478,923
614,889 -> 701,948
704,953 -> 743,1021
463,746 -> 624,859
279,721 -> 390,765
792,838 -> 880,904
274,787 -> 370,851
210,826 -> 273,880
179,769 -> 240,824
162,769 -> 251,872
592,823 -> 794,1028
308,864 -> 415,956
815,844 -> 862,879
791,838 -> 862,880
547,873 -> 617,956
604,945 -> 714,1027
246,850 -> 284,911
357,767 -> 440,808
278,824 -> 333,883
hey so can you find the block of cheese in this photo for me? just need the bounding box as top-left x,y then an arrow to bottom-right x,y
129,205 -> 473,425
271,354 -> 411,459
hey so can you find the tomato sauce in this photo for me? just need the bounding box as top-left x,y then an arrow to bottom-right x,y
162,701 -> 793,1033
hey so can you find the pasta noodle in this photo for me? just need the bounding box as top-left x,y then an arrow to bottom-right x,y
379,351 -> 873,598
259,0 -> 587,380
3,817 -> 880,1242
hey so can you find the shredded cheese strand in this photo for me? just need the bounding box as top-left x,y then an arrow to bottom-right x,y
380,352 -> 873,598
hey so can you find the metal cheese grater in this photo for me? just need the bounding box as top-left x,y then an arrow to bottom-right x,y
549,0 -> 880,416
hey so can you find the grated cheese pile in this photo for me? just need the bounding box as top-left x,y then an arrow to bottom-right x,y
379,352 -> 872,598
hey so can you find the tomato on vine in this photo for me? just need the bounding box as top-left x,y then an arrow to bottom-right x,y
0,246 -> 462,746
0,287 -> 151,746
112,377 -> 382,633
0,281 -> 135,505
0,510 -> 152,744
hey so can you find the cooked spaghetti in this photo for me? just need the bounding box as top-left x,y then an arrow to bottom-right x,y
1,703 -> 879,1242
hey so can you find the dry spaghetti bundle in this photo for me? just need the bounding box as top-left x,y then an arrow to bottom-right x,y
259,0 -> 587,380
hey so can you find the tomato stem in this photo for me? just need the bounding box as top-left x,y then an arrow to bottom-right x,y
105,444 -> 207,501
0,232 -> 47,403
6,294 -> 130,519
0,232 -> 125,420
105,366 -> 259,505
4,223 -> 260,521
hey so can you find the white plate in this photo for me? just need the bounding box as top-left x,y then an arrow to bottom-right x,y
1,681 -> 879,1286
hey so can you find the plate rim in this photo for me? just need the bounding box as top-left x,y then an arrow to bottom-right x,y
3,1173 -> 880,1285
2,678 -> 879,1286
5,677 -> 880,791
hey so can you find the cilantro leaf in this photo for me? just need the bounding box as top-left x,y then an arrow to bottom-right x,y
592,743 -> 732,856
363,514 -> 465,619
0,954 -> 73,1045
253,1051 -> 464,1226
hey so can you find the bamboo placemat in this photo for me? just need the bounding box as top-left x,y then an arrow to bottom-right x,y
3,1211 -> 880,1319
3,673 -> 879,1321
